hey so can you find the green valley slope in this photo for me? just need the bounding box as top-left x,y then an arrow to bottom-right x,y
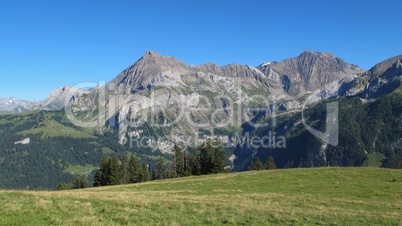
0,110 -> 159,189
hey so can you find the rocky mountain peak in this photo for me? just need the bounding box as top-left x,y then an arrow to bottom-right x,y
363,54 -> 402,80
256,50 -> 363,96
109,51 -> 190,94
357,54 -> 402,98
296,50 -> 336,64
136,50 -> 185,67
0,97 -> 31,112
298,50 -> 319,57
140,50 -> 163,61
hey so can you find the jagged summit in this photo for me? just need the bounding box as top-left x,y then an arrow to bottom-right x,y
256,50 -> 363,95
0,97 -> 31,112
357,54 -> 402,98
298,50 -> 319,57
139,50 -> 163,61
298,50 -> 333,56
4,51 -> 400,115
363,54 -> 402,79
136,50 -> 183,65
132,50 -> 188,69
143,50 -> 160,57
108,51 -> 189,94
104,50 -> 366,98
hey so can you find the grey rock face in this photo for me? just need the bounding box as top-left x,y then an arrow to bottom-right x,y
359,55 -> 402,98
0,97 -> 31,112
88,50 -> 365,148
257,50 -> 364,97
1,50 -> 366,115
0,86 -> 91,113
102,51 -> 279,146
30,86 -> 91,111
108,51 -> 276,97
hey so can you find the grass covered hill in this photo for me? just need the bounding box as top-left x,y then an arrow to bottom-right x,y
0,167 -> 401,225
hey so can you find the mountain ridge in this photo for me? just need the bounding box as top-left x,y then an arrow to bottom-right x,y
1,50 -> 364,113
0,52 -> 401,189
2,51 -> 401,116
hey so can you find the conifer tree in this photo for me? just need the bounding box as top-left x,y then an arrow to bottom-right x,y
108,156 -> 121,185
120,153 -> 129,184
199,140 -> 226,175
140,163 -> 151,182
251,157 -> 265,170
94,156 -> 109,187
266,156 -> 277,170
183,150 -> 192,177
172,144 -> 186,177
156,155 -> 165,179
56,182 -> 71,190
189,151 -> 201,175
211,140 -> 226,174
199,141 -> 213,174
127,155 -> 142,183
72,175 -> 89,189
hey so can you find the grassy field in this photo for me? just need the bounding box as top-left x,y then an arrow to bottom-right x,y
0,167 -> 401,225
364,152 -> 385,167
64,164 -> 97,176
18,118 -> 94,139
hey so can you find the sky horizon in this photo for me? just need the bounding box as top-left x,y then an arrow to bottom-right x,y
1,0 -> 401,101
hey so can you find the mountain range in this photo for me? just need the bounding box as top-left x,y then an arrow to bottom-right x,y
5,50 -> 397,114
0,51 -> 370,143
43,51 -> 400,145
0,86 -> 91,113
6,50 -> 399,114
0,50 -> 401,189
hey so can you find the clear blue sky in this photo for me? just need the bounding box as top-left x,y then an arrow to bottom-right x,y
1,0 -> 401,101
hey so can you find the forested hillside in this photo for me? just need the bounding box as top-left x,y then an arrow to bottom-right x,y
234,92 -> 402,171
1,91 -> 401,190
0,110 -> 167,190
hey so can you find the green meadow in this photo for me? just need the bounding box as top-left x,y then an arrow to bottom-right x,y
0,167 -> 401,225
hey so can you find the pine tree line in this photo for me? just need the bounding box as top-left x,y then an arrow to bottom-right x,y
163,139 -> 227,179
93,140 -> 227,187
93,154 -> 151,187
56,175 -> 89,190
250,156 -> 277,170
56,139 -> 227,189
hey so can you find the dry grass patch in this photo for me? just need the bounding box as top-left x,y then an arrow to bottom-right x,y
1,168 -> 401,225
